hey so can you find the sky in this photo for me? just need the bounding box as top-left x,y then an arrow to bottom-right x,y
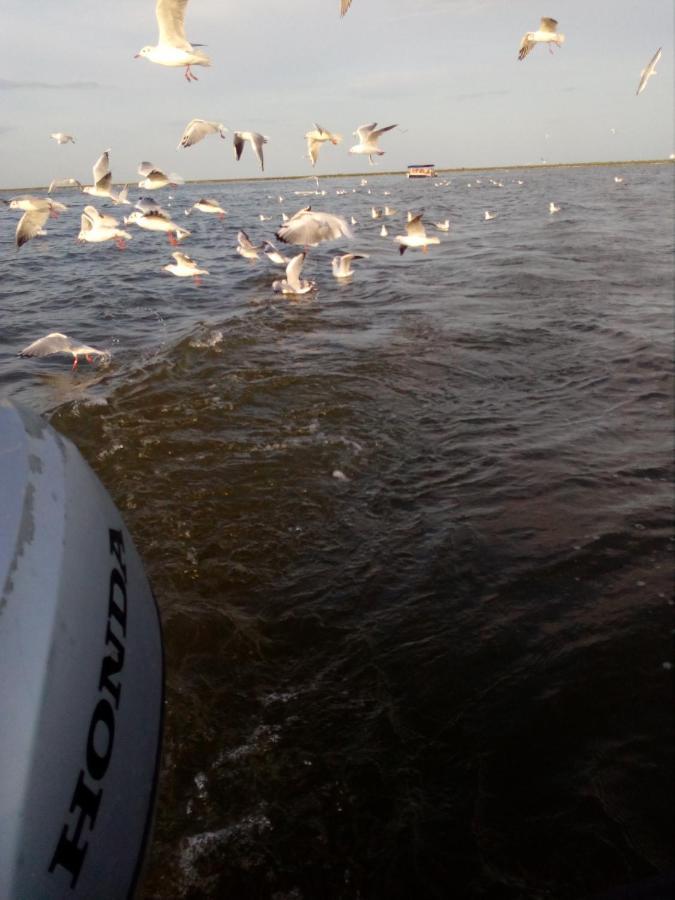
0,0 -> 672,188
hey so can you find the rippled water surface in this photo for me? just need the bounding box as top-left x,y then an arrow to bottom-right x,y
1,164 -> 673,899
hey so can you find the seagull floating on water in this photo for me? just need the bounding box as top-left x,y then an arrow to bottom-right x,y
178,118 -> 227,148
135,0 -> 210,81
434,219 -> 450,232
636,47 -> 662,96
349,123 -> 397,165
549,202 -> 560,214
379,224 -> 388,237
484,210 -> 496,221
19,333 -> 110,369
518,17 -> 565,60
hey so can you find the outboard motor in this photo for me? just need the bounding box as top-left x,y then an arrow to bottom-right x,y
0,400 -> 163,898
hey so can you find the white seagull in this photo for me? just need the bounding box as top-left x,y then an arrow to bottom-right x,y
50,132 -> 75,144
78,209 -> 132,250
163,251 -> 209,283
138,161 -> 184,190
233,132 -> 268,171
518,17 -> 565,60
178,118 -> 227,148
48,177 -> 82,193
331,252 -> 368,279
484,210 -> 496,221
19,333 -> 110,369
82,149 -> 114,199
236,230 -> 262,260
276,208 -> 352,247
262,241 -> 290,265
379,224 -> 388,237
349,123 -> 397,165
15,209 -> 50,249
340,1 -> 353,15
549,202 -> 560,214
186,198 -> 227,218
636,48 -> 662,96
135,0 -> 211,81
125,209 -> 190,244
394,214 -> 440,255
272,253 -> 316,295
434,219 -> 450,232
305,124 -> 342,167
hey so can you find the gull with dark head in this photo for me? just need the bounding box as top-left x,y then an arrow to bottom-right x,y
19,333 -> 110,369
135,0 -> 210,81
50,132 -> 75,144
518,17 -> 565,60
395,214 -> 440,255
331,252 -> 368,279
272,253 -> 316,295
163,251 -> 209,284
636,48 -> 662,96
305,124 -> 342,167
276,208 -> 351,247
178,118 -> 227,148
233,132 -> 268,172
349,123 -> 397,165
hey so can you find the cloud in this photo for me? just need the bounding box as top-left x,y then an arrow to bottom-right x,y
0,79 -> 103,90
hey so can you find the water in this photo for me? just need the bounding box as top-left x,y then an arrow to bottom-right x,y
1,164 -> 673,899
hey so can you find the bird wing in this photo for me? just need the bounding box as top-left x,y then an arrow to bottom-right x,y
307,137 -> 321,166
233,133 -> 246,161
250,133 -> 266,171
518,33 -> 535,60
156,0 -> 192,49
16,209 -> 50,248
340,0 -> 353,16
237,230 -> 257,251
92,149 -> 110,183
285,253 -> 306,292
540,17 -> 558,33
172,251 -> 195,266
406,214 -> 426,238
19,333 -> 72,357
95,172 -> 112,193
79,210 -> 96,233
355,123 -> 377,142
636,47 -> 662,94
370,124 -> 397,143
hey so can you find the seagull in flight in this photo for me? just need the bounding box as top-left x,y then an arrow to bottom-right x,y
178,118 -> 227,148
135,0 -> 210,81
340,1 -> 353,15
82,149 -> 114,199
233,132 -> 268,171
19,333 -> 110,369
305,124 -> 342,167
349,123 -> 397,165
272,253 -> 316,295
163,251 -> 209,284
636,47 -> 662,96
518,17 -> 565,60
50,132 -> 75,144
394,214 -> 440,255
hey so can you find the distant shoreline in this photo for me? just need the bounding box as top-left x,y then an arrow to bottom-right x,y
1,158 -> 672,193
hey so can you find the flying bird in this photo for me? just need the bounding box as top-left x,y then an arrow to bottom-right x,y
340,1 -> 353,15
349,123 -> 397,165
178,118 -> 227,148
15,209 -> 50,249
276,208 -> 351,247
233,132 -> 268,171
186,198 -> 227,218
394,214 -> 440,255
48,177 -> 82,193
135,0 -> 211,81
484,210 -> 496,221
262,241 -> 290,265
163,251 -> 209,284
549,202 -> 560,214
236,230 -> 262,260
124,209 -> 190,244
50,132 -> 75,144
272,253 -> 316,295
19,333 -> 109,369
331,252 -> 368,279
636,47 -> 662,96
82,149 -> 114,199
138,161 -> 183,190
305,124 -> 342,167
518,17 -> 565,60
78,209 -> 132,250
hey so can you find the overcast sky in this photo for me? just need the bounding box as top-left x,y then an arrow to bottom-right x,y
0,0 -> 672,188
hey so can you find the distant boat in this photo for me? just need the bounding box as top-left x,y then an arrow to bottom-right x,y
407,164 -> 436,179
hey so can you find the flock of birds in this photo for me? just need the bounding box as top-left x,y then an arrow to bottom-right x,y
4,1 -> 665,368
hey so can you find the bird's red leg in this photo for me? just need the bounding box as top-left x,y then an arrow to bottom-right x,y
116,237 -> 127,250
72,357 -> 78,370
86,355 -> 94,363
168,233 -> 178,246
193,275 -> 202,286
